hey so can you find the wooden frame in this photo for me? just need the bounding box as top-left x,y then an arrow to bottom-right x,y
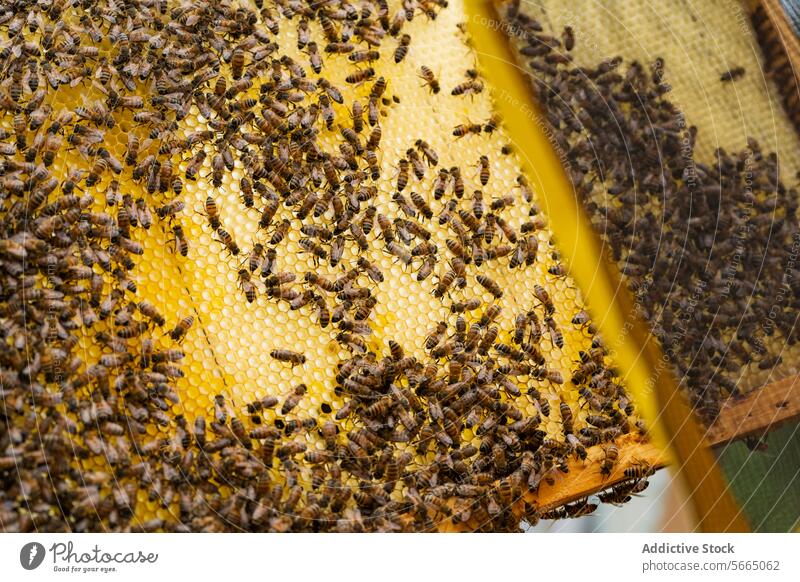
749,0 -> 800,127
525,373 -> 800,514
445,372 -> 800,529
750,0 -> 800,66
706,372 -> 800,447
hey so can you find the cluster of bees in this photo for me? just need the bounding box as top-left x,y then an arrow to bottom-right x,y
505,2 -> 800,427
0,0 -> 650,533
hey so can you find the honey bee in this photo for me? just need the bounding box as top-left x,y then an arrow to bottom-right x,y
412,241 -> 437,257
230,47 -> 245,79
75,102 -> 112,127
375,214 -> 394,245
599,479 -> 648,505
542,499 -> 597,519
533,284 -> 555,315
170,316 -> 194,342
385,339 -> 404,362
403,147 -> 424,179
394,158 -> 411,192
720,66 -> 745,82
271,349 -> 306,366
209,153 -> 226,187
410,192 -> 433,220
433,270 -> 456,298
38,133 -> 62,167
156,199 -> 185,220
386,241 -> 412,266
318,78 -> 344,105
270,220 -> 291,246
279,384 -> 307,415
496,478 -> 514,507
586,414 -> 614,429
600,444 -> 619,477
238,269 -> 257,303
418,66 -> 440,93
370,76 -> 387,101
184,150 -> 206,181
297,17 -> 310,48
448,299 -> 479,315
307,41 -> 323,74
354,96 -> 375,130
314,296 -> 331,328
476,274 -> 503,298
217,228 -> 240,256
329,236 -> 345,268
416,255 -> 435,281
116,95 -> 145,110
573,358 -> 601,385
423,322 -> 447,350
430,169 -> 449,201
367,125 -> 382,150
490,215 -> 515,245
233,176 -> 254,208
340,126 -> 362,153
241,244 -> 264,274
562,25 -> 575,51
545,316 -> 564,349
473,155 -> 491,186
337,331 -> 367,353
449,166 -> 465,199
512,313 -> 528,345
491,443 -> 509,473
451,80 -> 484,97
394,34 -> 411,63
211,394 -> 228,426
27,100 -> 49,130
365,149 -> 380,180
348,49 -> 380,63
477,113 -> 498,133
259,248 -> 277,279
560,401 -> 574,435
302,272 -> 334,293
508,235 -> 536,268
299,238 -> 327,262
85,158 -> 108,188
415,139 -> 440,168
392,193 -> 416,222
171,224 -> 189,257
471,189 -> 484,219
290,290 -> 315,311
138,301 -> 165,326
345,101 -> 364,135
259,192 -> 279,230
513,174 -> 534,203
255,264 -> 291,289
357,257 -> 384,283
624,462 -> 655,480
452,123 -> 483,138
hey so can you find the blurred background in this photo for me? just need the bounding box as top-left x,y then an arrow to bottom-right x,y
515,0 -> 800,532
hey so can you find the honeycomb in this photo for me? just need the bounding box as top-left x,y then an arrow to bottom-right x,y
0,0 -> 644,533
171,7 -> 591,439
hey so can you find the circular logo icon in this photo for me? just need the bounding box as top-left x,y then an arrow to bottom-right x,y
20,542 -> 46,570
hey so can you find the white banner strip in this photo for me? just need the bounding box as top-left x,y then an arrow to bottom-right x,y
0,533 -> 797,581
